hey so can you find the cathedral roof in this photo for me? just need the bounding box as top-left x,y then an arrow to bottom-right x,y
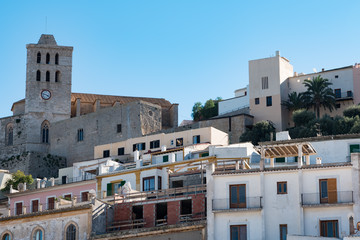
71,93 -> 173,108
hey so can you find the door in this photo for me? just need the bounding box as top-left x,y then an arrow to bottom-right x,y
32,200 -> 39,212
16,202 -> 22,215
48,197 -> 55,210
319,179 -> 337,204
230,184 -> 246,208
81,191 -> 89,202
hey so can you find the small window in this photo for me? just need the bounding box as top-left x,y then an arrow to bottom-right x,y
55,71 -> 60,82
193,135 -> 200,144
172,180 -> 183,188
2,233 -> 12,240
37,52 -> 41,63
150,140 -> 160,149
46,53 -> 50,64
55,53 -> 59,65
77,129 -> 84,142
46,71 -> 50,82
262,76 -> 269,89
334,89 -> 341,98
176,138 -> 183,147
158,176 -> 162,190
36,70 -> 41,81
65,223 -> 77,240
335,103 -> 341,109
64,194 -> 72,201
32,229 -> 43,240
277,182 -> 287,194
320,220 -> 338,237
347,91 -> 353,97
170,140 -> 174,145
133,142 -> 146,151
266,96 -> 272,107
103,150 -> 110,158
163,155 -> 169,162
117,124 -> 122,133
118,147 -> 125,156
230,225 -> 247,240
81,191 -> 89,202
335,75 -> 339,78
6,124 -> 13,146
255,98 -> 260,105
41,121 -> 49,143
350,144 -> 360,153
280,224 -> 287,240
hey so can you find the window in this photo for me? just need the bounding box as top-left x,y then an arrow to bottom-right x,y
334,89 -> 341,98
320,220 -> 338,237
133,142 -> 145,151
103,150 -> 110,158
32,228 -> 43,240
55,53 -> 59,65
176,138 -> 183,147
230,184 -> 246,208
143,177 -> 155,191
47,197 -> 55,210
255,98 -> 260,105
347,91 -> 353,97
37,52 -> 41,63
170,140 -> 174,145
150,140 -> 160,149
41,121 -> 49,143
55,71 -> 60,82
335,103 -> 341,109
117,124 -> 122,133
180,199 -> 192,215
118,147 -> 124,156
15,202 -> 23,215
6,124 -> 13,146
158,176 -> 162,190
266,96 -> 272,107
193,135 -> 200,144
36,70 -> 41,81
64,194 -> 72,201
262,76 -> 269,89
335,75 -> 339,78
276,157 -> 285,163
350,144 -> 360,153
230,225 -> 247,240
112,181 -> 126,194
46,71 -> 50,82
107,183 -> 113,196
319,178 -> 337,204
65,223 -> 77,240
277,182 -> 287,194
280,224 -> 287,240
163,155 -> 169,162
81,191 -> 89,202
46,53 -> 50,64
77,129 -> 84,142
172,180 -> 183,188
2,233 -> 11,240
31,199 -> 39,213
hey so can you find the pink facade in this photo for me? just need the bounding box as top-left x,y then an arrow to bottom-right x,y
8,180 -> 96,214
353,64 -> 360,104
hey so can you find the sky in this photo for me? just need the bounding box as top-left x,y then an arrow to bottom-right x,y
0,1 -> 359,123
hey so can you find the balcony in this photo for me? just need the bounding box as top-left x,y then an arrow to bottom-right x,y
301,191 -> 353,207
212,197 -> 262,212
335,90 -> 353,100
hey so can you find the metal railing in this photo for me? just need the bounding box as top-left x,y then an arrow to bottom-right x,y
54,175 -> 96,186
301,191 -> 353,205
215,159 -> 251,172
212,197 -> 262,211
335,91 -> 353,99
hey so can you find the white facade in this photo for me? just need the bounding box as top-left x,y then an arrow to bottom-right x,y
207,152 -> 360,240
219,86 -> 249,115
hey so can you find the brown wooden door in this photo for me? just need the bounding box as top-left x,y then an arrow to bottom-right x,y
319,179 -> 337,204
16,202 -> 22,215
230,184 -> 246,208
81,191 -> 89,202
327,179 -> 337,203
48,197 -> 55,210
32,200 -> 39,212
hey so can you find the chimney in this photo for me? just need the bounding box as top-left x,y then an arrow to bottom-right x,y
50,177 -> 55,186
36,179 -> 41,189
294,72 -> 298,77
161,145 -> 167,152
322,68 -> 325,72
134,150 -> 140,162
41,178 -> 47,188
275,50 -> 280,56
23,182 -> 27,191
316,157 -> 322,164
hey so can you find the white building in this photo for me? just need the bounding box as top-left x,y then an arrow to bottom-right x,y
218,86 -> 249,116
207,141 -> 360,240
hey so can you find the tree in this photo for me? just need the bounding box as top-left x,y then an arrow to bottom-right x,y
2,170 -> 34,192
302,76 -> 336,119
191,97 -> 222,121
292,109 -> 316,127
343,105 -> 360,118
282,92 -> 305,112
239,120 -> 275,145
191,102 -> 203,121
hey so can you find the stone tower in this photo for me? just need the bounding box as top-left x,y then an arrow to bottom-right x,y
24,34 -> 73,152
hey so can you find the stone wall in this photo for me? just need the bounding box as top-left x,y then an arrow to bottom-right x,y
50,101 -> 162,165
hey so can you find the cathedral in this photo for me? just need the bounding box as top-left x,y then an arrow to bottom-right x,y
0,34 -> 178,177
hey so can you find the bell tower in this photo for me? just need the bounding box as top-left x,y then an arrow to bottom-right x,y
24,34 -> 73,150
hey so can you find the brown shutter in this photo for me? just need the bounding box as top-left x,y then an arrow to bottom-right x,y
328,178 -> 337,203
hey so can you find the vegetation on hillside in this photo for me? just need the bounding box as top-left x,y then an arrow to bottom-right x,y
2,170 -> 34,192
192,97 -> 222,121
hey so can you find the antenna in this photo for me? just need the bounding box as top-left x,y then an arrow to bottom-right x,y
45,16 -> 47,33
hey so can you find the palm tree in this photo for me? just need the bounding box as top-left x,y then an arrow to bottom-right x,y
282,92 -> 305,112
302,76 -> 336,119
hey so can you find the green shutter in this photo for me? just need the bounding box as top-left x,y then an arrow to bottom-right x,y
201,152 -> 209,157
107,183 -> 113,196
120,181 -> 126,186
163,155 -> 169,162
350,144 -> 360,153
276,157 -> 285,163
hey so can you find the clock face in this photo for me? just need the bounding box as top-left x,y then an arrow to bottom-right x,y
41,90 -> 51,100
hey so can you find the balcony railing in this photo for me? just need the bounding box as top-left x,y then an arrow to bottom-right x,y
301,191 -> 353,206
55,175 -> 96,186
212,197 -> 262,211
335,91 -> 353,99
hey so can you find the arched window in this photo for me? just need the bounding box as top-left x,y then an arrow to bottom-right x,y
55,53 -> 59,65
32,228 -> 43,240
65,223 -> 76,240
37,52 -> 41,63
6,124 -> 13,146
55,71 -> 60,82
46,53 -> 50,64
41,121 -> 49,144
1,233 -> 11,240
36,70 -> 41,81
46,71 -> 50,82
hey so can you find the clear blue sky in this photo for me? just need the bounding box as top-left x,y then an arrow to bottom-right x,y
0,1 -> 359,123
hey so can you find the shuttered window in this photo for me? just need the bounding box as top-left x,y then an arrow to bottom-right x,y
230,225 -> 247,240
107,183 -> 113,196
319,178 -> 337,204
